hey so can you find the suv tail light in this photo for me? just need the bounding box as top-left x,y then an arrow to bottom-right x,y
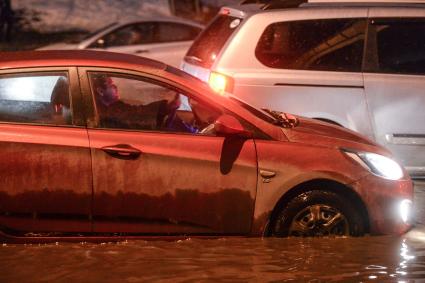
208,71 -> 234,95
221,8 -> 231,15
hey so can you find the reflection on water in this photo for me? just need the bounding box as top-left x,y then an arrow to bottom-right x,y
1,234 -> 425,282
0,182 -> 424,282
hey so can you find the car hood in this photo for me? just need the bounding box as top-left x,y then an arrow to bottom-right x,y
37,43 -> 80,50
281,116 -> 383,152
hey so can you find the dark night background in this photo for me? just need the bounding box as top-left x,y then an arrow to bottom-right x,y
0,0 -> 238,51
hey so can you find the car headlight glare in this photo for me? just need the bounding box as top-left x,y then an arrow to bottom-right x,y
345,151 -> 404,180
399,199 -> 412,223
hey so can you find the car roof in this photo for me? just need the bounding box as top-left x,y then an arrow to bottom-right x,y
227,0 -> 425,16
305,0 -> 425,8
0,49 -> 216,101
0,50 -> 167,71
0,50 -> 281,140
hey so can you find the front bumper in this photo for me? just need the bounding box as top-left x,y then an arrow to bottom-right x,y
352,174 -> 414,235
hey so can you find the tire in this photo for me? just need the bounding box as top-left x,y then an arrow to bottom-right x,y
271,190 -> 365,237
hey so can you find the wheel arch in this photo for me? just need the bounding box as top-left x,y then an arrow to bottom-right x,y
265,178 -> 370,236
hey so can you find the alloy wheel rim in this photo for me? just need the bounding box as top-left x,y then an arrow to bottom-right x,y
288,204 -> 349,237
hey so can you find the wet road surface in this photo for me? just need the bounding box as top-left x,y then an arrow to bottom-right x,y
1,182 -> 424,282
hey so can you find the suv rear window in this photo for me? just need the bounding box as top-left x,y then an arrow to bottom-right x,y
185,15 -> 242,68
255,18 -> 366,72
371,19 -> 425,75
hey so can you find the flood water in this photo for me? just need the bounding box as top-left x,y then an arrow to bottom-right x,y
1,182 -> 425,283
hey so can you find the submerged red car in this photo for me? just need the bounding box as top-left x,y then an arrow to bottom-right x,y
0,50 -> 413,242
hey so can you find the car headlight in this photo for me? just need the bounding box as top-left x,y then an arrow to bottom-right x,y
399,199 -> 412,223
344,150 -> 404,180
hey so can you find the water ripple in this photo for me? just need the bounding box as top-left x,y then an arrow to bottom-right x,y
0,182 -> 424,282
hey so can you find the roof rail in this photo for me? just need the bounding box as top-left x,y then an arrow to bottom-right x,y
240,0 -> 425,10
239,0 -> 267,3
305,0 -> 425,8
239,0 -> 307,9
309,0 -> 425,3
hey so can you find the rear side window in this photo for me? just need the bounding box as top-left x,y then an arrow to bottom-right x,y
156,23 -> 201,43
0,73 -> 72,125
185,15 -> 242,68
371,19 -> 425,75
96,23 -> 156,47
255,18 -> 366,72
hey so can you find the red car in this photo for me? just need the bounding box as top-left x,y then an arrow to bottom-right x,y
0,50 -> 413,242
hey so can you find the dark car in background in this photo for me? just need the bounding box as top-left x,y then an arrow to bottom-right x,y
0,50 -> 413,242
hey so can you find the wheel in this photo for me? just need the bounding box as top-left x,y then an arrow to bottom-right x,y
271,190 -> 365,237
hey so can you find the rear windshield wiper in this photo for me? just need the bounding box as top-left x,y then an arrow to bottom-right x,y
184,55 -> 203,64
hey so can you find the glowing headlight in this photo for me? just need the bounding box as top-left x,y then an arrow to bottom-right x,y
344,151 -> 404,180
399,199 -> 412,223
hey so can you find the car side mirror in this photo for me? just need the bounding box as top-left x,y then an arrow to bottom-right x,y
214,114 -> 252,138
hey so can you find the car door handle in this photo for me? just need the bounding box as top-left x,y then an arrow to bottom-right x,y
135,49 -> 149,54
101,144 -> 142,159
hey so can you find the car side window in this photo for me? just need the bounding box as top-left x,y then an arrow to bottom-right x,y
255,18 -> 366,72
0,72 -> 73,125
88,72 -> 222,135
371,20 -> 425,75
98,23 -> 155,47
156,22 -> 201,43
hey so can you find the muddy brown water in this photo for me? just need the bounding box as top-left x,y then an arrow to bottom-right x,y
1,182 -> 425,283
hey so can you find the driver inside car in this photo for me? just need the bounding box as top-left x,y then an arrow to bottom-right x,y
188,97 -> 220,134
159,92 -> 199,134
91,74 -> 213,134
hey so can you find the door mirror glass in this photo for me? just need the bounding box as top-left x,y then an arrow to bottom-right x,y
214,114 -> 252,138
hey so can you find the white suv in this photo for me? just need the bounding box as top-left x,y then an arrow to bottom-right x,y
181,0 -> 425,178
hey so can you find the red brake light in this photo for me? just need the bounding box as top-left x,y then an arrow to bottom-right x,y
221,8 -> 230,15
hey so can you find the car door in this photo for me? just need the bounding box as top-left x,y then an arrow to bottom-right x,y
0,68 -> 92,234
363,12 -> 425,177
80,68 -> 258,235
